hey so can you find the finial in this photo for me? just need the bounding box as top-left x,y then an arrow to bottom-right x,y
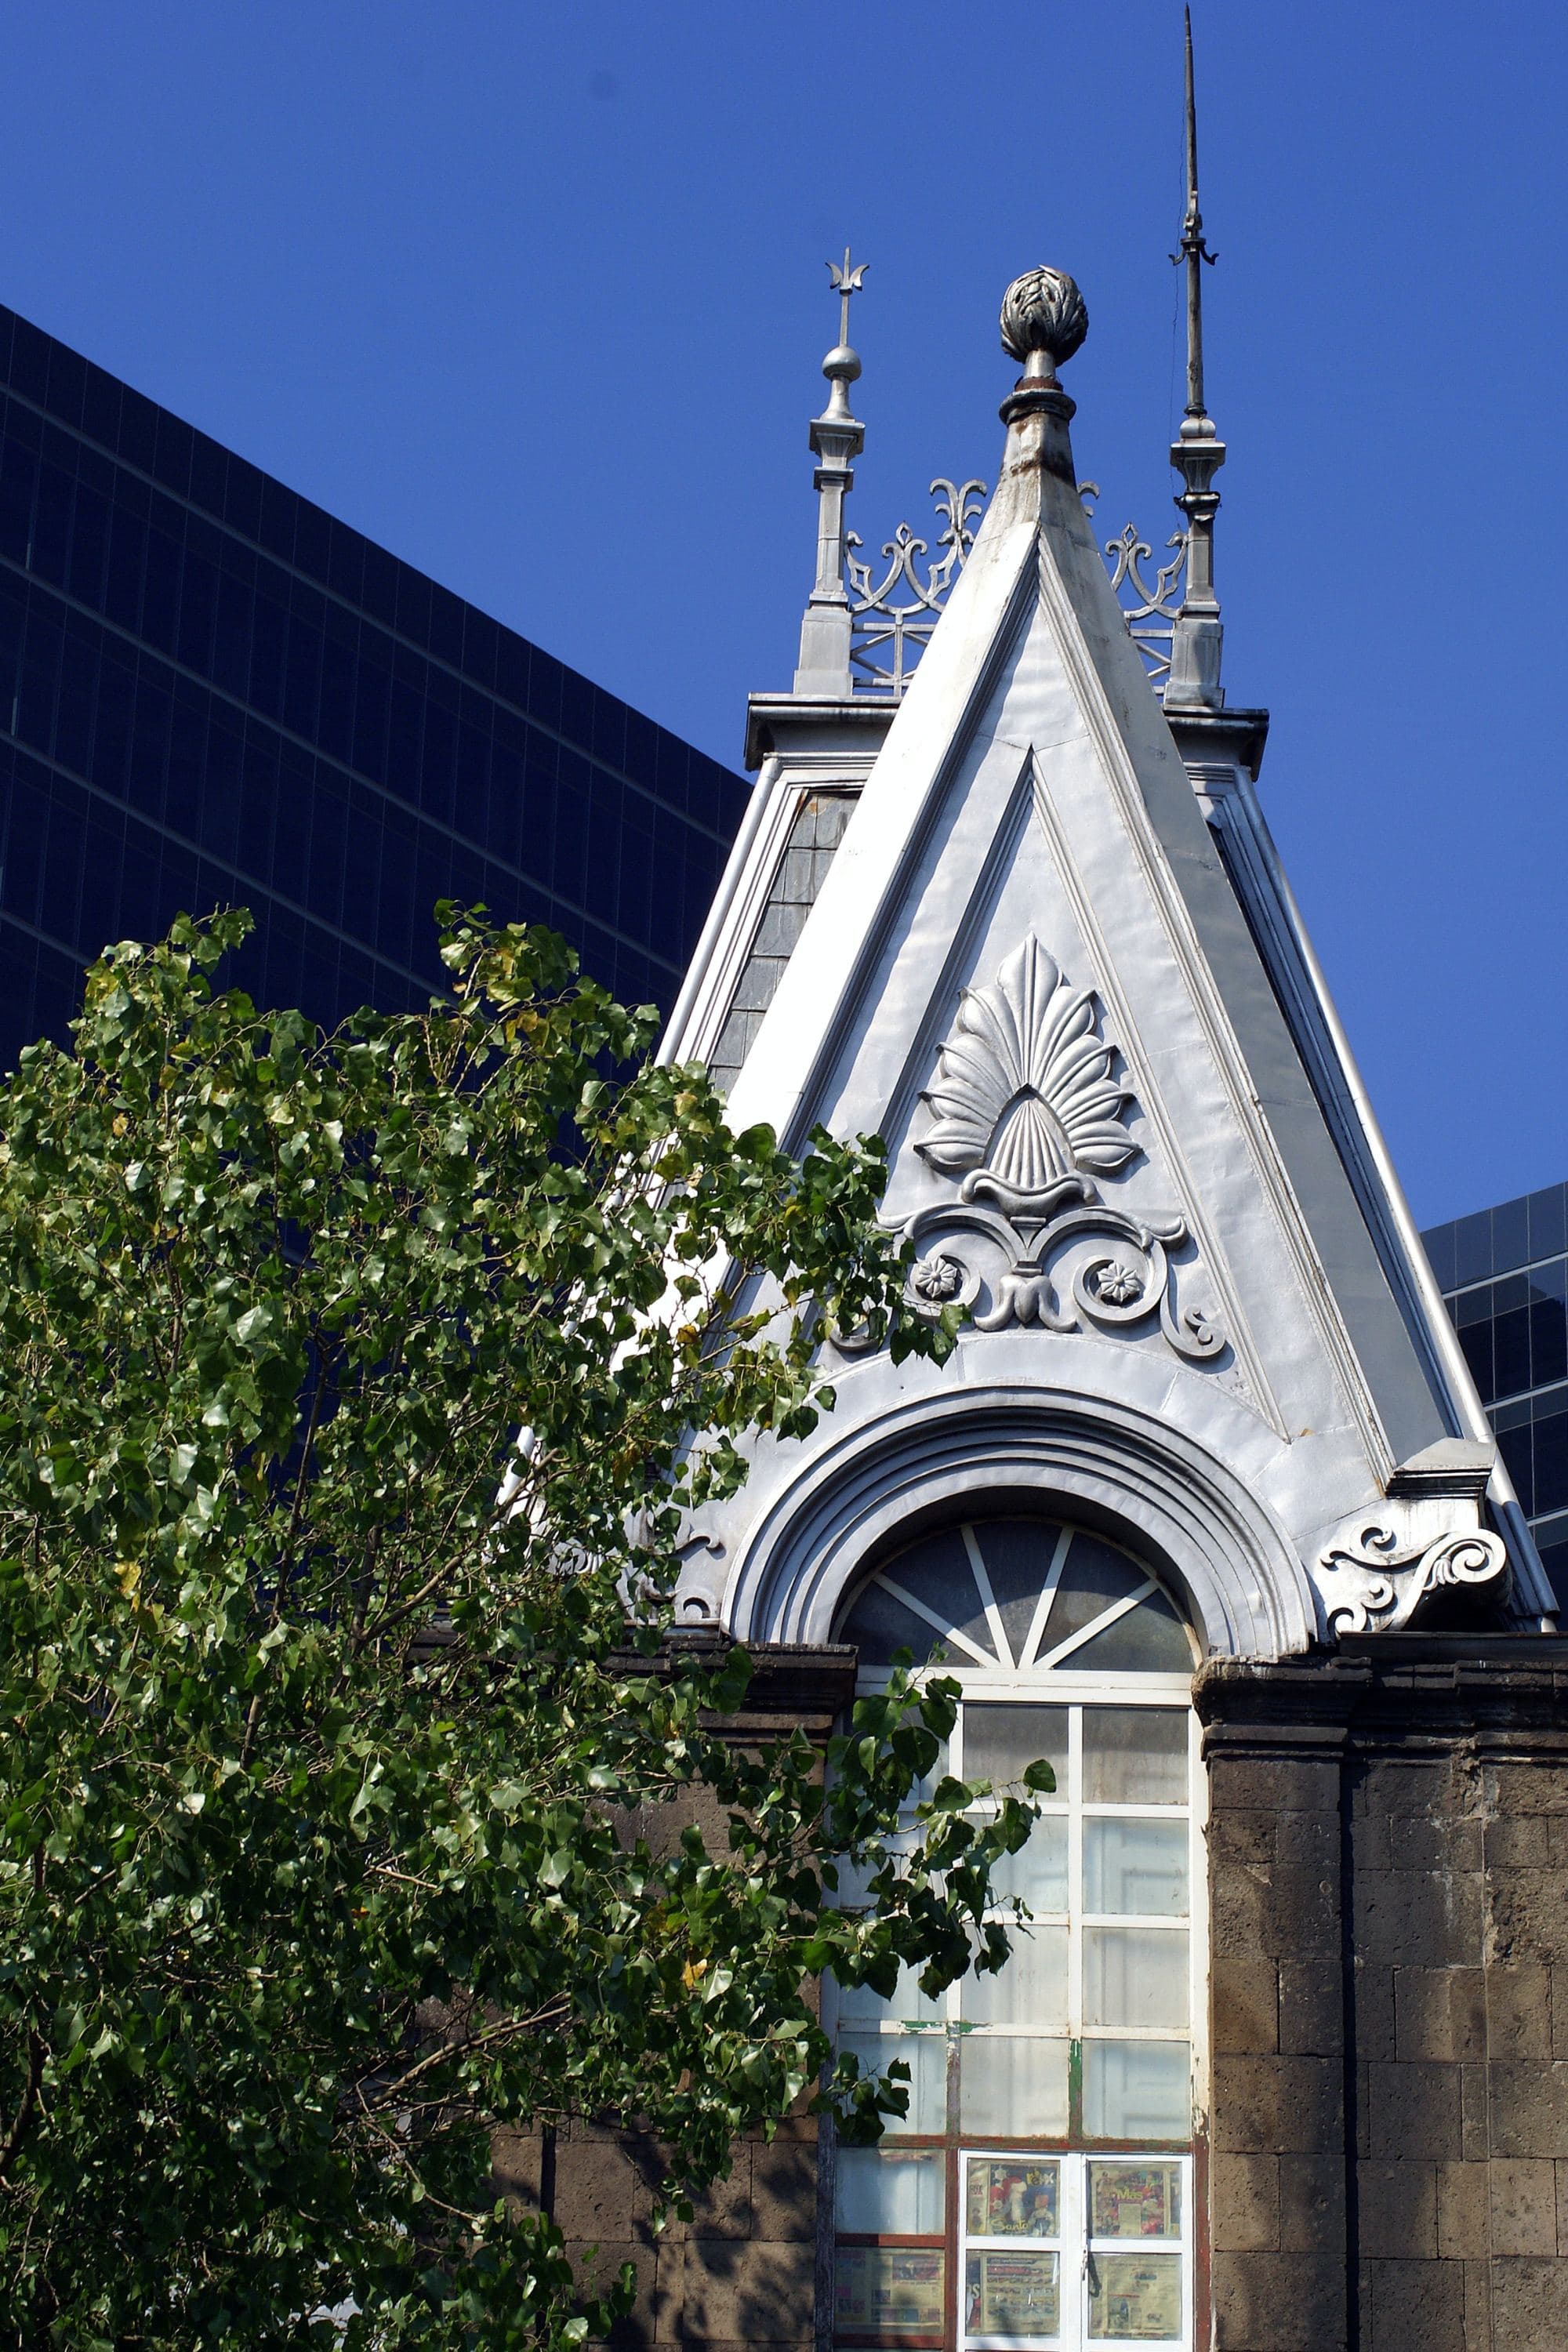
999,267 -> 1089,386
827,249 -> 866,355
996,267 -> 1087,481
793,251 -> 869,698
815,249 -> 866,424
1164,6 -> 1227,713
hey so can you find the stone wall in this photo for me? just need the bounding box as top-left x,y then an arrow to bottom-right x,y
494,1641 -> 854,2352
495,2118 -> 820,2352
499,1631 -> 1568,2351
1199,1633 -> 1568,2352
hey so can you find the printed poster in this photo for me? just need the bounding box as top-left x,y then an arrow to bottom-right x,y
1087,2252 -> 1181,2341
965,2249 -> 1060,2337
965,2158 -> 1061,2238
836,2246 -> 946,2338
1089,2163 -> 1182,2241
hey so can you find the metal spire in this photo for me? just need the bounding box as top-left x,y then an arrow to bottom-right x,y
1176,6 -> 1214,417
1165,6 -> 1227,712
793,252 -> 867,698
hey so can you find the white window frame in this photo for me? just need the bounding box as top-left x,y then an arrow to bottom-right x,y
960,2148 -> 1193,2351
829,1517 -> 1208,2352
834,1680 -> 1207,2118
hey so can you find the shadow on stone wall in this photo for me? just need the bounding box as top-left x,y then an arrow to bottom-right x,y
495,2118 -> 820,2350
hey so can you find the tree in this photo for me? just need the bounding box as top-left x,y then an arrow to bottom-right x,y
0,909 -> 1044,2349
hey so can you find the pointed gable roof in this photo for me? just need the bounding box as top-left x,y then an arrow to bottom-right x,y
672,267 -> 1551,1646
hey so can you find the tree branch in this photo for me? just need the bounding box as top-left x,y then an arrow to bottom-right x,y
0,2028 -> 43,2191
350,1997 -> 572,2115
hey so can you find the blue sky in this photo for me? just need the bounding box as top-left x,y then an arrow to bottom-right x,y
4,0 -> 1565,1224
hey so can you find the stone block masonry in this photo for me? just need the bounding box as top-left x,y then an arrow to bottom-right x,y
490,1643 -> 854,2352
1199,1634 -> 1568,2352
492,2121 -> 821,2352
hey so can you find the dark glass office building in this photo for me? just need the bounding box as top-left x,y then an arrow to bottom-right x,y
1423,1183 -> 1568,1610
0,303 -> 746,1073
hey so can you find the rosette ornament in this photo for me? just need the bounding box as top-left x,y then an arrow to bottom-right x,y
916,936 -> 1138,1216
999,267 -> 1089,384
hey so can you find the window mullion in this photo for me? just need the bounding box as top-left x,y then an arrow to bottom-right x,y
832,1519 -> 1200,2352
1067,1704 -> 1084,2045
1065,2152 -> 1084,2352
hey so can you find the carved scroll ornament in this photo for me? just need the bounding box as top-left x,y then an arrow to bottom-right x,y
848,935 -> 1226,1366
898,1196 -> 1223,1361
1312,1521 -> 1508,1637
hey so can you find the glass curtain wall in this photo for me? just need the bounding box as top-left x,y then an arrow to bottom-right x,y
0,300 -> 748,1071
1423,1182 -> 1568,1611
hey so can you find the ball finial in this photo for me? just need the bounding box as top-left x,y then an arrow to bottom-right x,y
999,267 -> 1088,382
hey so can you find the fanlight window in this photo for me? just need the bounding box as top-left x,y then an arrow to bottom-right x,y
831,1516 -> 1200,2352
839,1517 -> 1198,1679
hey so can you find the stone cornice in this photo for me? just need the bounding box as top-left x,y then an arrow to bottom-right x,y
607,1632 -> 859,1739
1196,1639 -> 1568,1750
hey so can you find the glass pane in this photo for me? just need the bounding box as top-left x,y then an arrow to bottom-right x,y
837,2147 -> 946,2235
967,1519 -> 1069,1668
966,2157 -> 1060,2238
987,1816 -> 1069,1914
1083,1711 -> 1188,1805
1080,2040 -> 1190,2140
962,1926 -> 1069,2027
838,2033 -> 949,2134
1088,2163 -> 1183,2241
965,2249 -> 1060,2339
836,1961 -> 946,2024
964,1704 -> 1069,1796
836,2246 -> 946,2342
1083,1821 -> 1188,1917
1036,1533 -> 1147,1652
960,2036 -> 1069,2135
1083,1929 -> 1189,2029
1087,2251 -> 1182,2339
1069,1592 -> 1193,1674
833,1853 -> 888,1912
877,1526 -> 1000,1660
840,1577 -> 947,1668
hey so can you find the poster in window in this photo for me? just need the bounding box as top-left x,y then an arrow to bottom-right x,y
965,2158 -> 1060,2238
964,2249 -> 1060,2339
1086,2252 -> 1181,2340
1088,2163 -> 1182,2241
836,2246 -> 946,2339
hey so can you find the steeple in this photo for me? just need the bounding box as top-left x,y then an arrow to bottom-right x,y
1165,6 -> 1226,712
667,249 -> 1552,1639
652,213 -> 1563,2352
793,251 -> 867,697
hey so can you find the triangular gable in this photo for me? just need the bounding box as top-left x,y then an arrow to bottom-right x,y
679,269 -> 1550,1640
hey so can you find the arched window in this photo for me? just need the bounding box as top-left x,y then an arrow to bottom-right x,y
830,1515 -> 1200,2352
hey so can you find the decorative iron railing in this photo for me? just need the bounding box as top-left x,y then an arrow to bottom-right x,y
1094,512 -> 1190,699
847,477 -> 1189,701
848,478 -> 985,694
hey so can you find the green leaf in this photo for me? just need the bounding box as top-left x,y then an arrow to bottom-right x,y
0,902 -> 967,2347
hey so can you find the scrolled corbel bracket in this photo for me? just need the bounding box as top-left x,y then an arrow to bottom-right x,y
1310,1442 -> 1509,1638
